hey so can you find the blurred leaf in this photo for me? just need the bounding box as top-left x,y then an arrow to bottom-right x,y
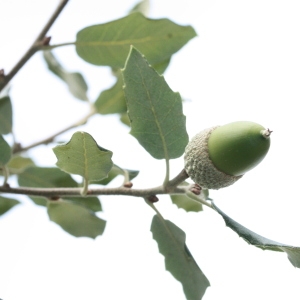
53,131 -> 113,182
76,12 -> 196,68
7,156 -> 35,174
122,47 -> 188,159
0,135 -> 11,166
129,0 -> 150,15
18,166 -> 101,211
120,113 -> 130,126
213,202 -> 300,268
0,196 -> 20,216
43,51 -> 88,101
151,215 -> 210,299
0,96 -> 13,134
95,77 -> 127,114
48,200 -> 106,238
96,164 -> 139,185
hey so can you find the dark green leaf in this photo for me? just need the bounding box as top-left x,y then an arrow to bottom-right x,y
0,135 -> 11,166
151,215 -> 210,299
43,51 -> 88,101
0,196 -> 20,216
0,96 -> 13,134
53,131 -> 113,182
48,200 -> 106,238
213,202 -> 300,268
76,12 -> 196,68
18,166 -> 101,211
122,47 -> 189,159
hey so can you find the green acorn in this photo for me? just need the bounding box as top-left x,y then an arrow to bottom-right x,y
184,121 -> 271,190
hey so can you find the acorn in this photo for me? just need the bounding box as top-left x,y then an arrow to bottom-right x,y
184,121 -> 271,190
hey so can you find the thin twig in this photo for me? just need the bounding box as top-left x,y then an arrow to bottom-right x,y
0,0 -> 69,92
13,107 -> 96,154
0,185 -> 186,199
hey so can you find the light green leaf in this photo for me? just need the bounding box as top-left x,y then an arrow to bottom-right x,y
151,215 -> 210,299
120,113 -> 130,127
76,12 -> 196,68
53,131 -> 113,182
48,200 -> 106,238
0,96 -> 13,134
0,196 -> 20,216
0,135 -> 11,166
122,47 -> 189,159
213,202 -> 300,268
95,77 -> 127,115
7,156 -> 35,174
129,0 -> 150,15
18,166 -> 101,211
43,51 -> 88,101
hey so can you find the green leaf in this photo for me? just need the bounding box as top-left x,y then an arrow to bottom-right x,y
0,96 -> 13,134
18,166 -> 101,211
7,156 -> 35,174
43,51 -> 89,101
213,202 -> 300,268
0,135 -> 11,166
120,113 -> 130,127
48,200 -> 106,238
96,164 -> 139,185
76,12 -> 196,68
0,196 -> 20,216
53,131 -> 113,182
129,0 -> 150,15
151,215 -> 210,299
95,77 -> 127,114
122,47 -> 189,159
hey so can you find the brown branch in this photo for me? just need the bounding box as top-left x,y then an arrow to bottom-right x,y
0,169 -> 189,199
0,185 -> 186,199
0,0 -> 69,92
13,107 -> 96,154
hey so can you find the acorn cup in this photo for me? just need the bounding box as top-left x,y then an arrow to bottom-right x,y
184,121 -> 271,190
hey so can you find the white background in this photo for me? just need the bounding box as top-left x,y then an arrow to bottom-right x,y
1,0 -> 300,299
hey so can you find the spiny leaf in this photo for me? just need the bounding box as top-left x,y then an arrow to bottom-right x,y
0,196 -> 20,216
0,96 -> 13,134
48,200 -> 106,238
122,47 -> 188,159
53,131 -> 113,182
0,135 -> 11,166
213,202 -> 300,268
43,51 -> 88,101
76,12 -> 196,68
151,215 -> 210,299
18,166 -> 102,211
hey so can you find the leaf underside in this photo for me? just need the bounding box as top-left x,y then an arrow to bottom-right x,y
48,200 -> 106,239
53,131 -> 113,182
122,47 -> 188,159
213,202 -> 300,268
18,167 -> 102,211
151,215 -> 210,300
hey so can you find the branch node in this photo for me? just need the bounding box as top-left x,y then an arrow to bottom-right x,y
147,195 -> 159,203
123,182 -> 133,188
190,184 -> 201,195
